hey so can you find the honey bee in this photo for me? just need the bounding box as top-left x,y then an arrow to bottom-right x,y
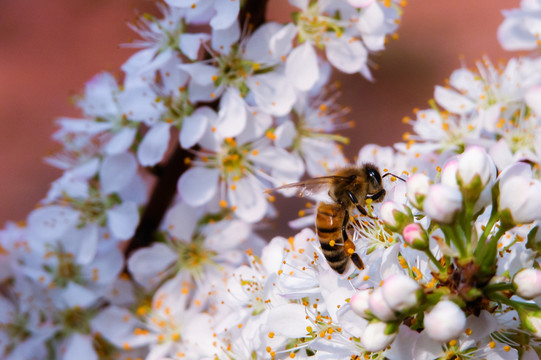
275,164 -> 395,274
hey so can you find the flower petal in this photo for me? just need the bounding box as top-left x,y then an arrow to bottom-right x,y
137,122 -> 171,166
128,243 -> 178,290
104,128 -> 137,155
286,42 -> 319,91
325,34 -> 367,74
228,174 -> 267,222
107,202 -> 140,240
178,167 -> 220,206
100,152 -> 138,194
180,107 -> 210,149
210,0 -> 240,30
179,33 -> 211,60
217,87 -> 247,137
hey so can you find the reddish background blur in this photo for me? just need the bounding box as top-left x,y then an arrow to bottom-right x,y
0,0 -> 522,228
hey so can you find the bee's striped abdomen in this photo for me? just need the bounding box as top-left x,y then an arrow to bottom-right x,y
316,202 -> 349,274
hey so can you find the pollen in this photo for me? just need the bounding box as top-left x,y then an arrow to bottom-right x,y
268,332 -> 275,338
329,240 -> 336,247
298,210 -> 306,217
219,200 -> 228,208
363,275 -> 370,281
465,328 -> 472,336
123,342 -> 131,350
449,339 -> 457,346
266,131 -> 276,140
489,341 -> 496,349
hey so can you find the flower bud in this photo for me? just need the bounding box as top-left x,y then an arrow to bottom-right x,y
518,308 -> 541,338
423,300 -> 466,342
513,268 -> 541,300
350,289 -> 373,320
380,201 -> 413,232
382,274 -> 423,313
423,184 -> 463,224
406,174 -> 430,210
360,321 -> 398,352
368,287 -> 397,322
499,163 -> 541,225
457,146 -> 496,205
402,223 -> 429,250
440,159 -> 458,188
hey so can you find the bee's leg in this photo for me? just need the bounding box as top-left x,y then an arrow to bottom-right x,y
342,210 -> 350,242
350,253 -> 365,270
346,190 -> 376,219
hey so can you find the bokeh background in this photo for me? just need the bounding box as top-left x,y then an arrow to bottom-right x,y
0,0 -> 523,230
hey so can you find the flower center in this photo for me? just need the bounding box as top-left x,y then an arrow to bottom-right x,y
59,306 -> 93,335
215,47 -> 258,95
296,4 -> 343,46
217,138 -> 253,180
175,237 -> 217,277
45,243 -> 84,288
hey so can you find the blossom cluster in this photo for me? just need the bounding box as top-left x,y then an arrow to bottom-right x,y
0,0 -> 407,359
3,0 -> 541,359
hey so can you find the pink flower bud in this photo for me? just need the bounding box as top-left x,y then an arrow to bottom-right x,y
423,184 -> 463,224
380,201 -> 413,232
402,223 -> 429,250
382,274 -> 423,312
441,159 -> 458,187
350,289 -> 373,320
360,321 -> 398,352
513,268 -> 541,300
423,300 -> 466,342
368,287 -> 397,322
406,174 -> 431,210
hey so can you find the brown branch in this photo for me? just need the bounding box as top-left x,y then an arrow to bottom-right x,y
124,0 -> 269,258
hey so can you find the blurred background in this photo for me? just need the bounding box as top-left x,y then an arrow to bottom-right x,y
0,0 -> 523,228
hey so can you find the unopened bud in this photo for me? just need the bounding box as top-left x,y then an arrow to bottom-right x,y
402,223 -> 429,250
513,268 -> 541,300
406,174 -> 430,210
382,274 -> 423,313
423,300 -> 466,342
350,289 -> 373,320
423,184 -> 463,224
368,287 -> 398,322
380,201 -> 413,233
360,321 -> 398,352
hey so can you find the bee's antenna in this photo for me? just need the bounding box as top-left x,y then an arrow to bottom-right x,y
382,172 -> 406,182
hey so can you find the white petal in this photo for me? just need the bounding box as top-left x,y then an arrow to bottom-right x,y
244,22 -> 286,63
179,33 -> 211,60
104,128 -> 137,155
217,87 -> 247,137
128,243 -> 178,289
212,21 -> 240,54
178,63 -> 218,86
358,2 -> 384,31
27,206 -> 80,241
266,303 -> 312,338
137,122 -> 171,166
62,282 -> 99,308
285,42 -> 319,91
178,167 -> 220,206
163,202 -> 198,240
274,120 -> 296,148
107,202 -> 140,240
434,86 -> 475,115
74,225 -> 99,265
246,73 -> 296,116
526,85 -> 541,116
236,109 -> 273,145
62,334 -> 97,360
56,118 -> 112,135
79,72 -> 118,118
180,108 -> 210,149
100,152 -> 138,194
210,0 -> 240,30
325,34 -> 367,74
228,175 -> 267,222
269,23 -> 297,60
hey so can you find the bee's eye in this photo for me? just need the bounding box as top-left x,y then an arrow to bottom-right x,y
367,168 -> 382,184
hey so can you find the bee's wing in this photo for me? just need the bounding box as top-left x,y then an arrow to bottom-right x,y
273,176 -> 350,200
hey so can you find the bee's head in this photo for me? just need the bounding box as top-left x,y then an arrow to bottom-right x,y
364,164 -> 385,203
